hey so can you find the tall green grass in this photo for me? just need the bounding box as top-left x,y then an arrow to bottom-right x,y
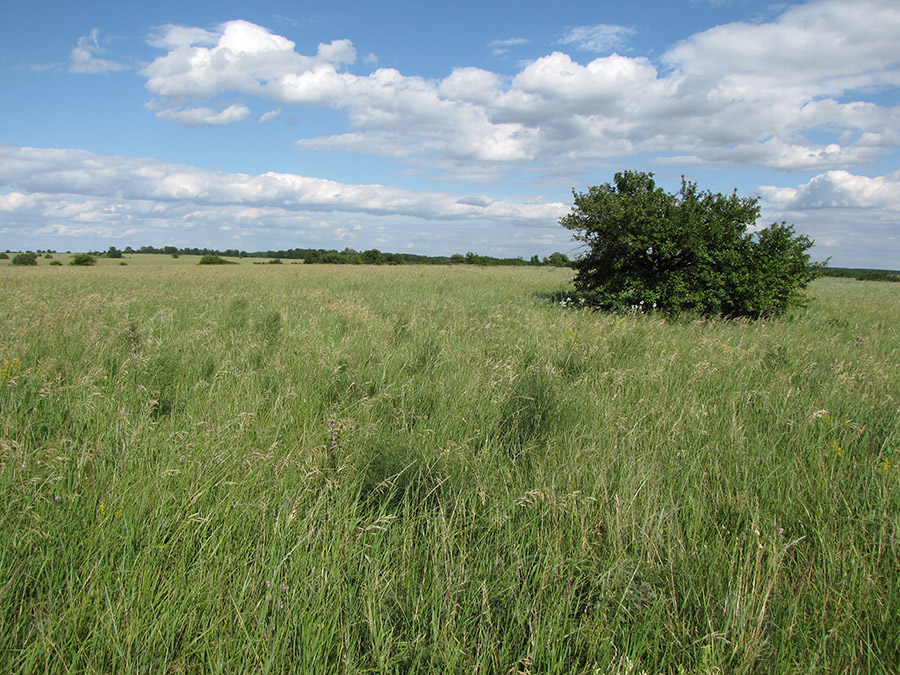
1,265 -> 898,673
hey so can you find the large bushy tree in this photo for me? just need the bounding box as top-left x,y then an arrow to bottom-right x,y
560,171 -> 819,317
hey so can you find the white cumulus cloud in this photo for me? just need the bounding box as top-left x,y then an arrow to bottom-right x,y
759,170 -> 900,210
757,170 -> 900,267
136,0 -> 900,175
142,20 -> 359,123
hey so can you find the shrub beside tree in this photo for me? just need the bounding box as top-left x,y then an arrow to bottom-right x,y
560,171 -> 820,318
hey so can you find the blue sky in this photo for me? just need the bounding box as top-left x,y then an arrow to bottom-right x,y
1,0 -> 899,267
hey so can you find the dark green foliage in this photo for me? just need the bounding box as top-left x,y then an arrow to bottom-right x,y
69,253 -> 96,266
560,171 -> 819,317
49,260 -> 63,266
11,252 -> 38,266
106,246 -> 123,258
544,252 -> 571,267
450,251 -> 533,266
0,252 -> 8,259
198,254 -> 236,265
361,248 -> 385,265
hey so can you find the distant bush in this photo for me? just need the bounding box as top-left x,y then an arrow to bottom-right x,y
44,253 -> 53,259
267,258 -> 283,264
49,260 -> 63,266
0,253 -> 8,260
12,252 -> 38,266
69,253 -> 96,266
106,246 -> 123,259
198,255 -> 236,265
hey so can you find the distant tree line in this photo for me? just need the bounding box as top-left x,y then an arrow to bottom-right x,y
88,245 -> 573,267
6,246 -> 899,282
818,267 -> 900,282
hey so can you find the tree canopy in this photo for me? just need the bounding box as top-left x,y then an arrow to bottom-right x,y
560,171 -> 819,317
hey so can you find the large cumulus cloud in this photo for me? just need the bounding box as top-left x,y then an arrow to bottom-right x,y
758,170 -> 900,266
139,0 -> 900,173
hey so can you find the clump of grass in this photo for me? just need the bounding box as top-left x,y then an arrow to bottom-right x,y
494,363 -> 560,463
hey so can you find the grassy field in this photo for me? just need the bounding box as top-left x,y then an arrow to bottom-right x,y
1,263 -> 898,673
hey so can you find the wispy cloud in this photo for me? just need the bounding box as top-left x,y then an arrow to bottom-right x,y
259,108 -> 282,123
156,105 -> 251,127
557,24 -> 635,53
146,24 -> 219,50
489,37 -> 530,55
28,62 -> 61,73
69,28 -> 129,74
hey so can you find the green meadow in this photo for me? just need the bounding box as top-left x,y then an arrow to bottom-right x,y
1,262 -> 898,673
